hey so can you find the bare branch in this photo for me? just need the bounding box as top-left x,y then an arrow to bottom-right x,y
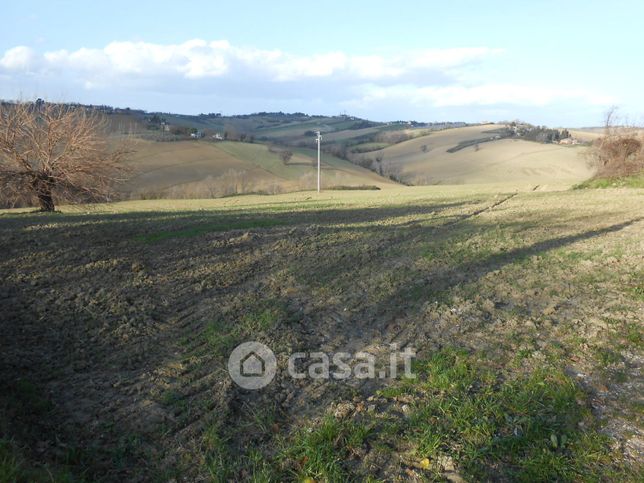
0,101 -> 132,210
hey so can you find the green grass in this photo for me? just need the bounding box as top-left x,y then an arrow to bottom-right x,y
201,300 -> 288,354
0,440 -> 21,483
253,117 -> 336,137
217,142 -> 313,179
193,349 -> 637,481
378,348 -> 630,481
630,283 -> 644,302
2,186 -> 642,481
160,389 -> 185,408
202,416 -> 372,482
203,320 -> 239,354
291,146 -> 366,170
203,425 -> 279,482
0,381 -> 85,481
281,418 -> 371,481
0,439 -> 78,483
594,346 -> 623,368
203,424 -> 235,482
574,172 -> 644,189
213,141 -> 383,187
624,323 -> 643,348
376,349 -> 638,481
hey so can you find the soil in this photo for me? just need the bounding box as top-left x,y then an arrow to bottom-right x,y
1,187 -> 642,480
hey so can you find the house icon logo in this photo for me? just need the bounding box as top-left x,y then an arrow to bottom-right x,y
228,341 -> 276,389
241,351 -> 265,376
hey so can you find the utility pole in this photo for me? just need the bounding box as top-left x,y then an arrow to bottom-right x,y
315,131 -> 321,193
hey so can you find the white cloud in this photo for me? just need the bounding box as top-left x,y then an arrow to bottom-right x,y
0,46 -> 38,71
43,40 -> 231,80
269,52 -> 348,81
45,47 -> 109,72
411,47 -> 503,69
0,39 -> 615,122
354,83 -> 616,108
0,39 -> 498,83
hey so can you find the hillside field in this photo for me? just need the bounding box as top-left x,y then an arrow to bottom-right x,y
118,124 -> 596,201
94,110 -> 605,200
353,125 -> 593,186
1,185 -> 642,481
121,140 -> 395,199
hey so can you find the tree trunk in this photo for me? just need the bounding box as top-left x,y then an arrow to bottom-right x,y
33,178 -> 55,211
37,190 -> 55,212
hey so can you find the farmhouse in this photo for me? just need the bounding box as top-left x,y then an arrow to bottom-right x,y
559,137 -> 580,145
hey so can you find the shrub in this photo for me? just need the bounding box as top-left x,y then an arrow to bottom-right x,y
589,135 -> 644,178
588,107 -> 644,179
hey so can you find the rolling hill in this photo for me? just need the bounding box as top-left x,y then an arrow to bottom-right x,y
121,139 -> 396,199
352,125 -> 593,187
100,108 -> 599,198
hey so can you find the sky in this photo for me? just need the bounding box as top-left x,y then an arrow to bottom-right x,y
1,0 -> 643,127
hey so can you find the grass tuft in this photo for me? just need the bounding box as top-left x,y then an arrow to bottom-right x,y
573,172 -> 644,189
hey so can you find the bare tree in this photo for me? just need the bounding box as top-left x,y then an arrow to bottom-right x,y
279,150 -> 293,164
603,105 -> 619,136
588,107 -> 644,178
0,101 -> 130,211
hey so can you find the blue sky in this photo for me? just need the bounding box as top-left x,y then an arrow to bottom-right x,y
1,0 -> 642,126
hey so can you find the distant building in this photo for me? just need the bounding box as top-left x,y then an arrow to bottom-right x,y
559,138 -> 579,145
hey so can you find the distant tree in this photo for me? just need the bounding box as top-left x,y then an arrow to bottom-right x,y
323,143 -> 349,160
354,158 -> 374,169
0,101 -> 130,211
374,154 -> 384,176
279,150 -> 293,164
172,126 -> 190,136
